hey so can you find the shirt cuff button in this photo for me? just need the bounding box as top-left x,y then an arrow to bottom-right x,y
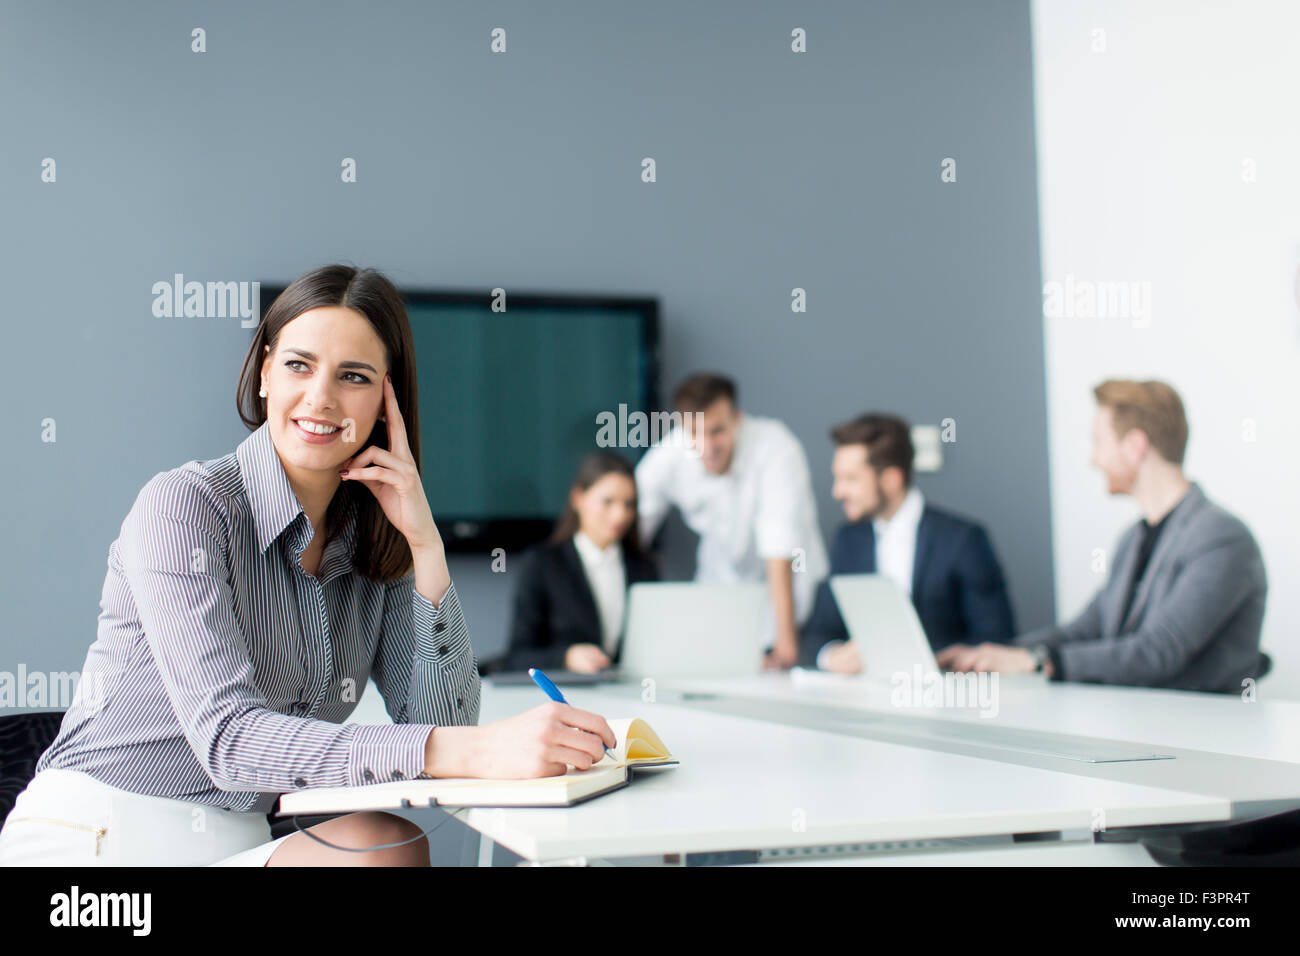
293,777 -> 307,788
392,771 -> 404,780
363,769 -> 375,782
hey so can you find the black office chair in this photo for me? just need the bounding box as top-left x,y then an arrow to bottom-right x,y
1257,652 -> 1273,680
1097,808 -> 1300,866
0,711 -> 66,826
476,654 -> 509,677
1093,650 -> 1293,867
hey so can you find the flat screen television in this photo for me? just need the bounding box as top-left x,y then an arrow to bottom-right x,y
258,286 -> 660,552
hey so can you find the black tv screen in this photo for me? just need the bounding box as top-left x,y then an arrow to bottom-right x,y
259,286 -> 659,551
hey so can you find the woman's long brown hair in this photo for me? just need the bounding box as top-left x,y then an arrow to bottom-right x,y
236,264 -> 421,583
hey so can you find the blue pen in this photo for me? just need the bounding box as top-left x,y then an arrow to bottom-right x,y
528,667 -> 616,763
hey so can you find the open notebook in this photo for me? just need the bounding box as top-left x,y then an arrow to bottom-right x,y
278,718 -> 678,814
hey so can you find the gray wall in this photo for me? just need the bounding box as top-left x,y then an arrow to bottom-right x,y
2,0 -> 1050,737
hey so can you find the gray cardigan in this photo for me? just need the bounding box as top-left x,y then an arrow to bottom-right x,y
1015,484 -> 1267,693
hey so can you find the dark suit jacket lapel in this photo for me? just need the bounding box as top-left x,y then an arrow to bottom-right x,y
911,508 -> 935,595
1103,531 -> 1140,638
614,542 -> 654,662
1120,485 -> 1203,631
560,538 -> 602,641
623,545 -> 655,585
852,522 -> 878,573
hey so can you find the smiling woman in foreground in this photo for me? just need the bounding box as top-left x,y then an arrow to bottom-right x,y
0,265 -> 615,867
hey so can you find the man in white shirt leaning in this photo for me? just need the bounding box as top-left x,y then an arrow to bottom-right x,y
636,373 -> 829,669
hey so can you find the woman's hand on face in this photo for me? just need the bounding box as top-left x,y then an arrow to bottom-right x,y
473,702 -> 617,778
339,374 -> 442,554
564,643 -> 612,674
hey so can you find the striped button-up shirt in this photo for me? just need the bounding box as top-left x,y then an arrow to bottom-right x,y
36,421 -> 481,813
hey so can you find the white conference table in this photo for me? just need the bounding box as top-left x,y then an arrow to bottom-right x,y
346,673 -> 1300,865
648,671 -> 1300,815
671,670 -> 1300,763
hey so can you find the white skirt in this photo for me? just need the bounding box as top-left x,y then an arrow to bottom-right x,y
0,769 -> 292,867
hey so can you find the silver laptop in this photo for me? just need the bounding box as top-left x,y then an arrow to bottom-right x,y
829,574 -> 1045,685
828,574 -> 939,680
619,582 -> 767,680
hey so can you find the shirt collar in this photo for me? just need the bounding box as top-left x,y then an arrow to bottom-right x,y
237,422 -> 306,555
574,530 -> 619,565
719,413 -> 752,477
873,487 -> 925,536
236,421 -> 359,576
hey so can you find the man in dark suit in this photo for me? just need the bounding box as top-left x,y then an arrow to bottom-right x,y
800,413 -> 1016,672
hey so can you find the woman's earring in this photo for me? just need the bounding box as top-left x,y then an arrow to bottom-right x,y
259,387 -> 267,398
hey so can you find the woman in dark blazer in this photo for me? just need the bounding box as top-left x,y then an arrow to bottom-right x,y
503,451 -> 658,673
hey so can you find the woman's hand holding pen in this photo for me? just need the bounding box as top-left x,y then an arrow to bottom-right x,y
424,703 -> 617,779
339,374 -> 450,603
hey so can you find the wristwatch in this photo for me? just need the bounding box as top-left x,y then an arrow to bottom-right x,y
1026,644 -> 1051,673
